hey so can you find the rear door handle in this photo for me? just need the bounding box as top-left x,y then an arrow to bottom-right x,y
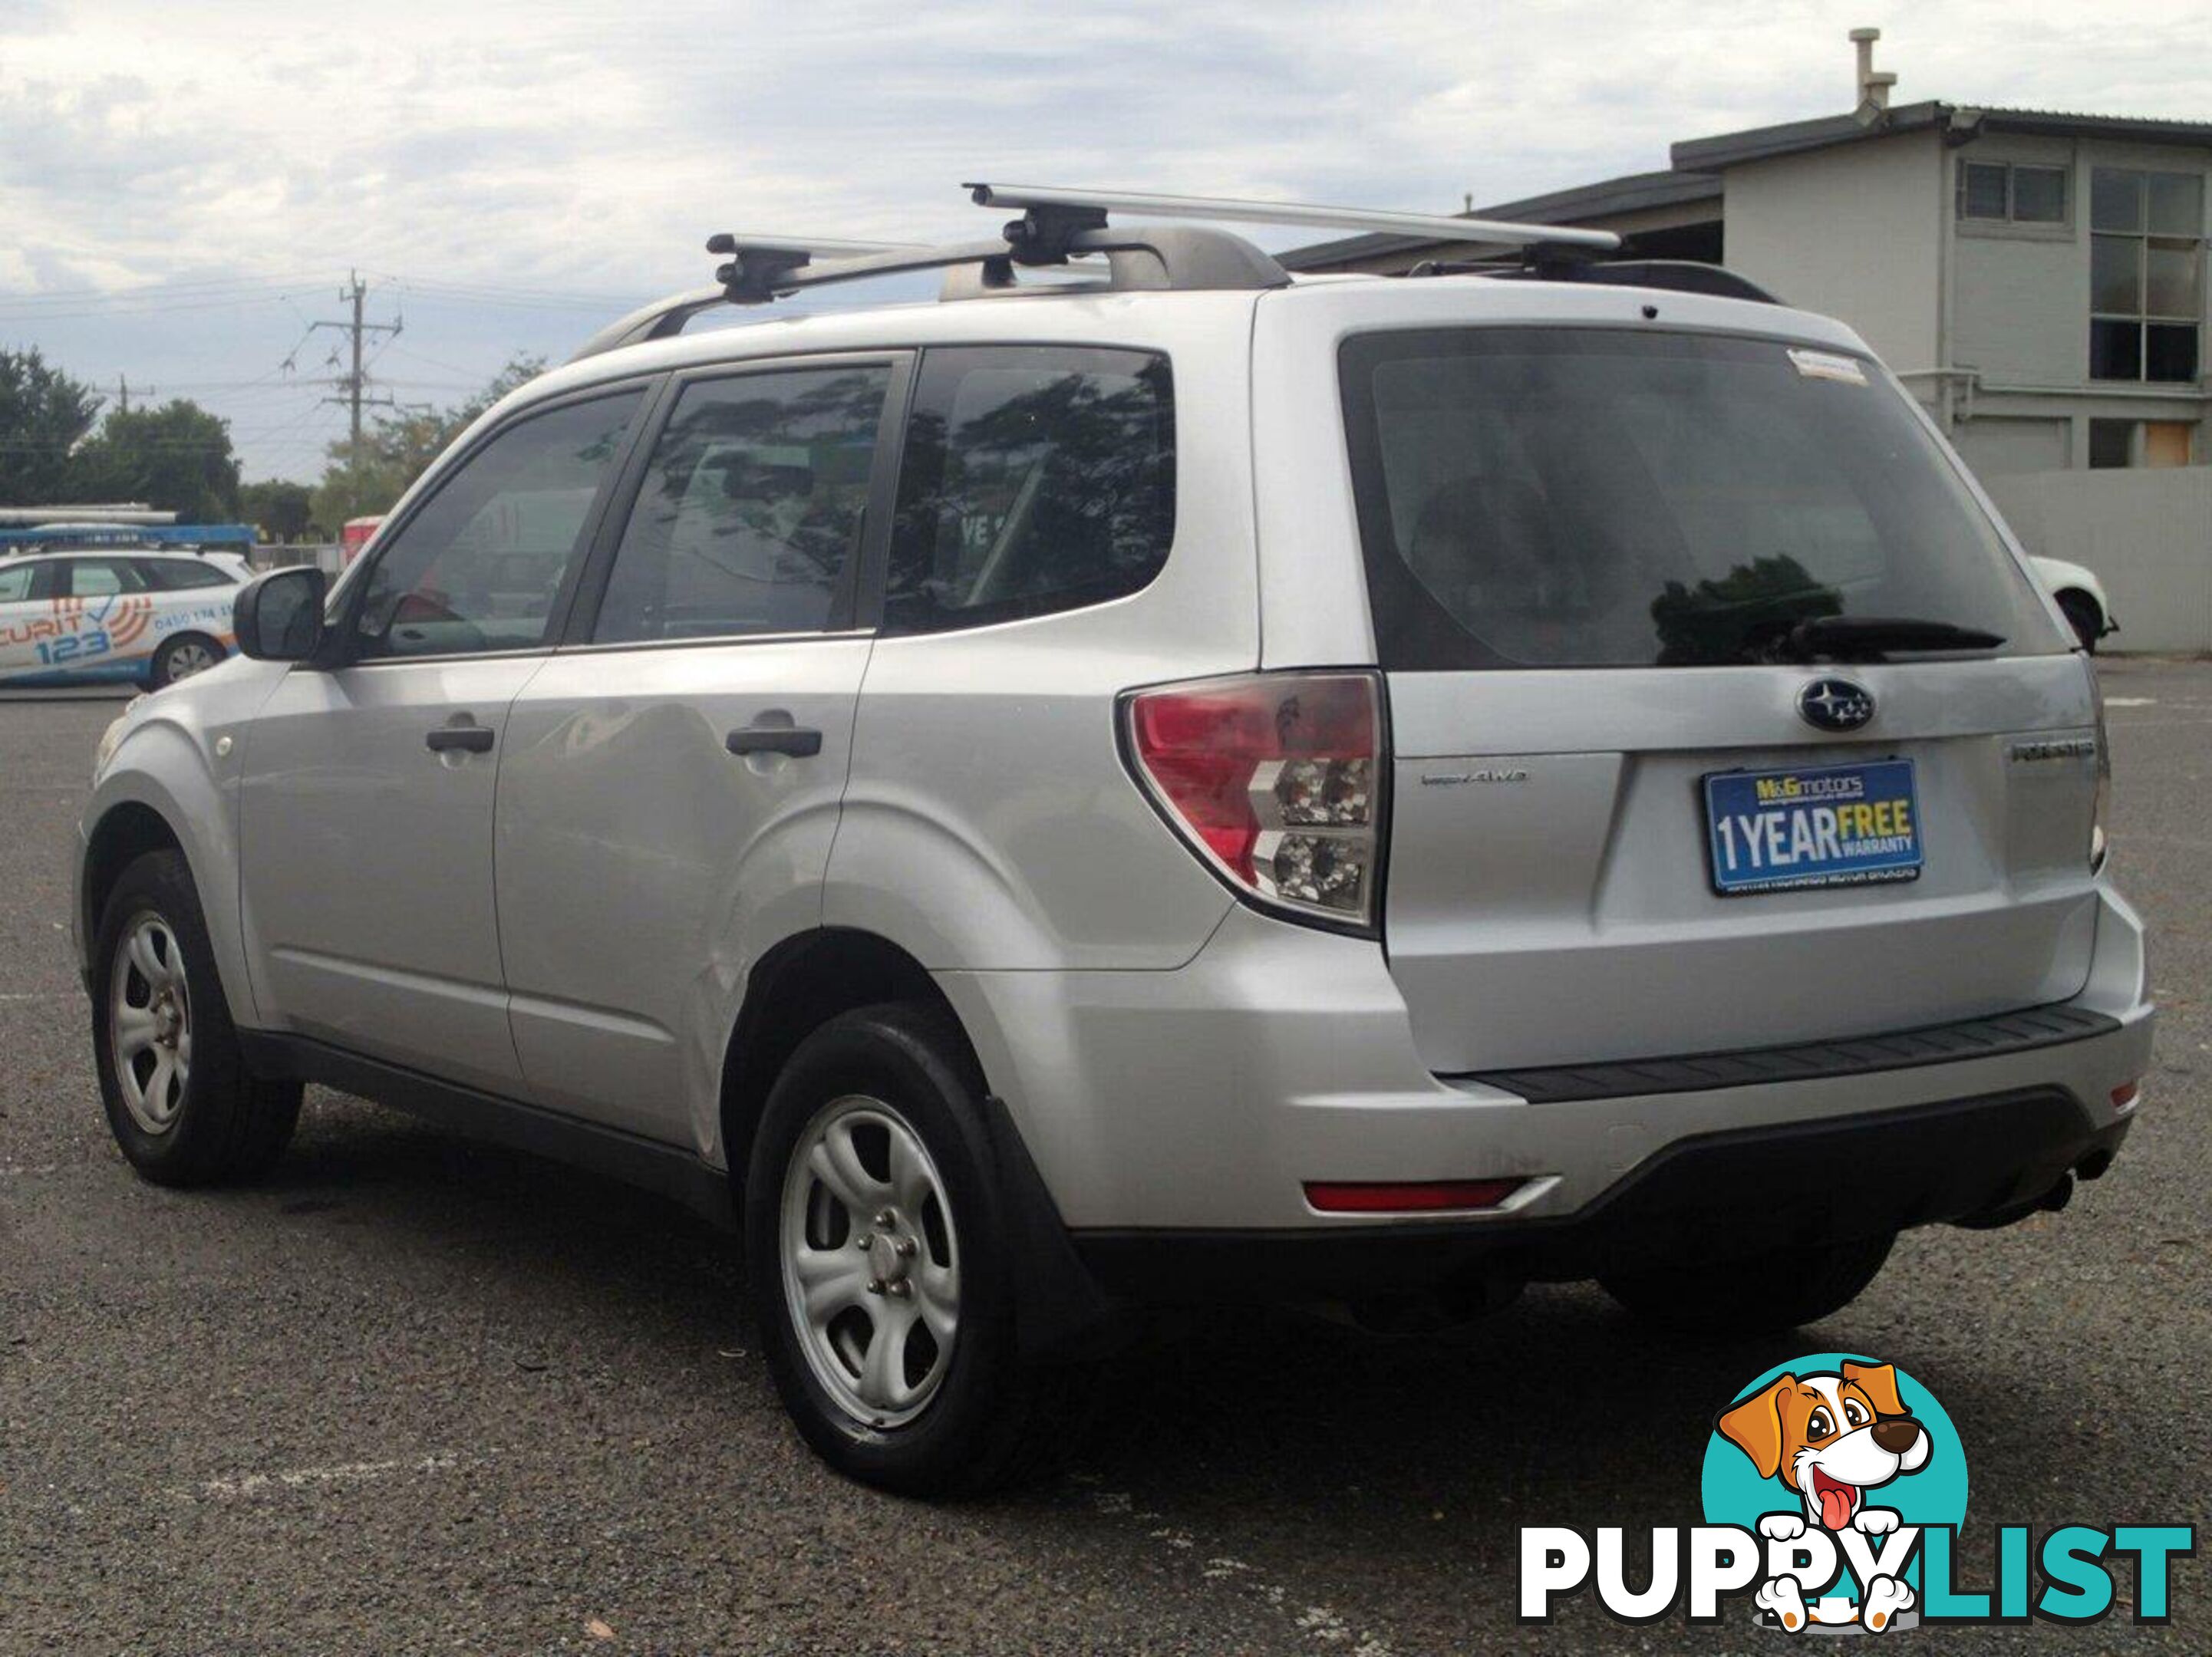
426,723 -> 496,754
725,723 -> 823,759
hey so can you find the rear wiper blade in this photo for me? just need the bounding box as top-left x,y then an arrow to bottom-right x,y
1785,614 -> 2006,661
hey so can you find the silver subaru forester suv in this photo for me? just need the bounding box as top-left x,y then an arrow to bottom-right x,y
75,187 -> 2154,1494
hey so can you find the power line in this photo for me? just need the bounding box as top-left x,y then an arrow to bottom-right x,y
0,269 -> 341,304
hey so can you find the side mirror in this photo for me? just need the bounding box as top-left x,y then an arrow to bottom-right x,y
234,566 -> 328,663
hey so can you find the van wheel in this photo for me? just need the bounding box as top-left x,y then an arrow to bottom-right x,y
2057,592 -> 2102,654
1599,1232 -> 1895,1334
91,849 -> 302,1186
745,1003 -> 1095,1495
150,633 -> 224,687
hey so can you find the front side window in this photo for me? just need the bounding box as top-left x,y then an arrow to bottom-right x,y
2090,166 -> 2204,383
0,561 -> 43,602
594,364 -> 890,643
65,558 -> 151,598
884,346 -> 1175,634
1340,328 -> 2064,670
353,390 -> 642,660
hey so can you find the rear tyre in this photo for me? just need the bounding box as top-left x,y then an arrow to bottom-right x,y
91,849 -> 302,1187
2057,592 -> 2103,654
149,632 -> 224,688
1599,1232 -> 1895,1335
745,1002 -> 1096,1496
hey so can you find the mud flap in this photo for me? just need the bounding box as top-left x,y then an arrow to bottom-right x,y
978,1094 -> 1129,1362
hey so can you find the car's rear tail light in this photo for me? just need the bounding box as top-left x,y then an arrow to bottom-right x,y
1304,1178 -> 1524,1214
1122,671 -> 1386,930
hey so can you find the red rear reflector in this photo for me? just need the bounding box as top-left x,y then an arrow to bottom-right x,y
1304,1178 -> 1524,1214
2111,1080 -> 2141,1109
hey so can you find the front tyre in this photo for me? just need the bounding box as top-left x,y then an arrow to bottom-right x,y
91,849 -> 301,1186
1599,1231 -> 1895,1335
745,1003 -> 1093,1496
149,632 -> 224,688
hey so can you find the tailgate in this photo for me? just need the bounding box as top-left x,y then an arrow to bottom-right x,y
1383,658 -> 2100,1074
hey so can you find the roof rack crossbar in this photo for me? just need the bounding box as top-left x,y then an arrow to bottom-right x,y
570,226 -> 1288,361
704,233 -> 931,302
965,182 -> 1622,252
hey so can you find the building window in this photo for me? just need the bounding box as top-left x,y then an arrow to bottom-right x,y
2145,420 -> 2195,466
1957,160 -> 2068,225
2090,166 -> 2204,383
2088,420 -> 2134,468
2088,419 -> 2200,468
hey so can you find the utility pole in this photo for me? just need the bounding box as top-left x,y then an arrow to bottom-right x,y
117,373 -> 130,415
311,271 -> 401,461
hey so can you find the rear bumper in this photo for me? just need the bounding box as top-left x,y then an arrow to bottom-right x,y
939,880 -> 2152,1241
1072,1089 -> 2130,1302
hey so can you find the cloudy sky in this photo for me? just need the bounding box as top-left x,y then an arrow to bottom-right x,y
4,0 -> 2210,483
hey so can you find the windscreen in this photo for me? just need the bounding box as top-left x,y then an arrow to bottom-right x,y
1340,328 -> 2064,670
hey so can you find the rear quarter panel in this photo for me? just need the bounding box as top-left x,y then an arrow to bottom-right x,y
824,294 -> 1263,970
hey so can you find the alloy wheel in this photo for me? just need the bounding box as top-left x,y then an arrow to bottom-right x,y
779,1095 -> 961,1428
110,911 -> 193,1133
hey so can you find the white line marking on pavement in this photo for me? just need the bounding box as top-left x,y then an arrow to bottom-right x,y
0,1165 -> 59,1177
1072,1479 -> 1393,1654
185,1451 -> 465,1501
2104,697 -> 2157,707
0,992 -> 74,1001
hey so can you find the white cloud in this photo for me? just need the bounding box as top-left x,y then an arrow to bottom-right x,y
2,0 -> 2208,477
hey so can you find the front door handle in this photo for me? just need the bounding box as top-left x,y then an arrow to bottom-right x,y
426,723 -> 496,755
726,723 -> 823,759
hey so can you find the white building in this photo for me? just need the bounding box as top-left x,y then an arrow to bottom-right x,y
1284,34 -> 2208,480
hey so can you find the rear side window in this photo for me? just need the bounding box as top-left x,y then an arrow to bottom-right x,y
64,558 -> 150,597
883,346 -> 1174,634
595,364 -> 890,643
1340,328 -> 2063,669
0,561 -> 41,601
140,559 -> 234,591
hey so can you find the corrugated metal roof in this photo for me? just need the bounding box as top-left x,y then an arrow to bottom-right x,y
1672,100 -> 2212,172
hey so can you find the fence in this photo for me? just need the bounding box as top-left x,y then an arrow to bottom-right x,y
254,543 -> 344,576
1983,467 -> 2212,655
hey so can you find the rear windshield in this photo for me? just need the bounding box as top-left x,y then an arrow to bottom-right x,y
1340,328 -> 2064,670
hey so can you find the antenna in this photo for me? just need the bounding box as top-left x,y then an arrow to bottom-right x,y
964,183 -> 1621,252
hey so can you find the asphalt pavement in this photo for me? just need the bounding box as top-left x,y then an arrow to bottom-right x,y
2,660 -> 2206,1655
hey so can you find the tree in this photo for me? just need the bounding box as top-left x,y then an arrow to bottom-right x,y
239,479 -> 315,542
311,353 -> 548,528
74,400 -> 242,521
0,347 -> 105,506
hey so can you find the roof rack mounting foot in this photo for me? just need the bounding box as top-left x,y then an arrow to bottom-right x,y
967,186 -> 1110,266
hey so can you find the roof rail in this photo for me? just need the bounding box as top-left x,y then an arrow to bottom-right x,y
1419,254 -> 1782,305
569,181 -> 1622,363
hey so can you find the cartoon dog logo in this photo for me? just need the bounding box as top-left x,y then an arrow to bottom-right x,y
1716,1361 -> 1931,1632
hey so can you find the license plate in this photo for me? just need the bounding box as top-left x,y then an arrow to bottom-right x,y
1703,759 -> 1923,896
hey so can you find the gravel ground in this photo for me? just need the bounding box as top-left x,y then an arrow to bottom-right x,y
2,660 -> 2204,1654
